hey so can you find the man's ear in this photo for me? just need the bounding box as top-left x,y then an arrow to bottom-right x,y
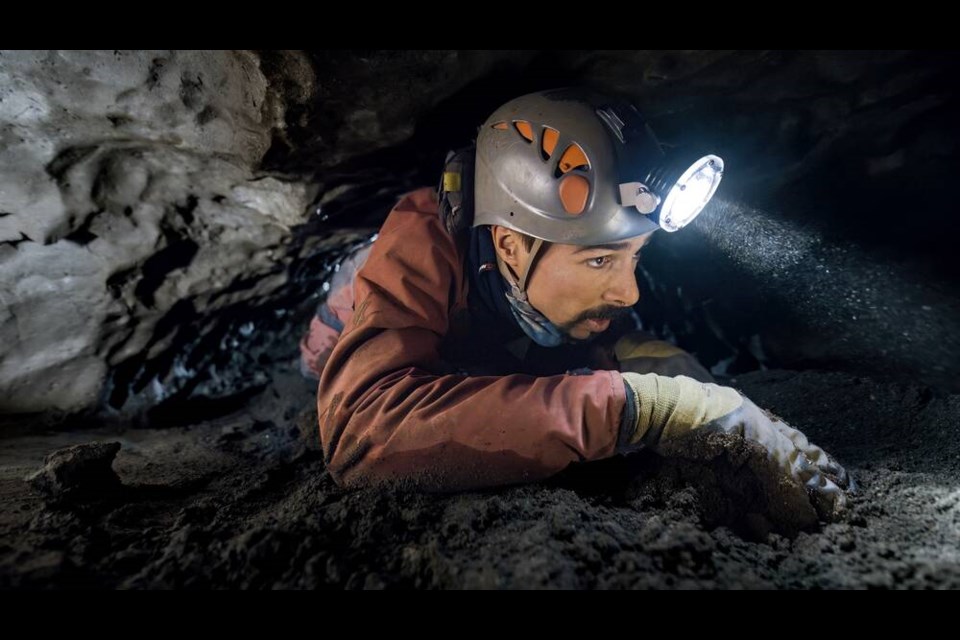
490,225 -> 525,272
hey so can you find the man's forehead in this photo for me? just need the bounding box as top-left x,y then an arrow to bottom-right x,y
568,234 -> 654,254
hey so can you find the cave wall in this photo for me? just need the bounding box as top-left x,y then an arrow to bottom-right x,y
2,50 -> 957,424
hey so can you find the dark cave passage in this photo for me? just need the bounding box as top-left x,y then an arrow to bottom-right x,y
2,50 -> 959,589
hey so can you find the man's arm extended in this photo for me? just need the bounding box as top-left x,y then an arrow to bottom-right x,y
317,189 -> 630,491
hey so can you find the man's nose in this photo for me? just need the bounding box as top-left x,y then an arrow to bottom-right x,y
603,265 -> 640,308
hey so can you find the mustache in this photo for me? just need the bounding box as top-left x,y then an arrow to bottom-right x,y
557,304 -> 633,332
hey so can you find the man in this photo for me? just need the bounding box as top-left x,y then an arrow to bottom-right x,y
304,88 -> 854,522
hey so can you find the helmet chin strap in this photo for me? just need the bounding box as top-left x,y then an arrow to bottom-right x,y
494,234 -> 545,302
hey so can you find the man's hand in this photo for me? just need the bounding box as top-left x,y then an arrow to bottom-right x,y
620,372 -> 855,524
699,393 -> 855,521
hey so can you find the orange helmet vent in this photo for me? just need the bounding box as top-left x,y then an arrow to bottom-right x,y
513,120 -> 534,142
559,174 -> 589,215
541,127 -> 559,158
559,143 -> 590,174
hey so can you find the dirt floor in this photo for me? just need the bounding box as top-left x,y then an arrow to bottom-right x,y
1,364 -> 958,589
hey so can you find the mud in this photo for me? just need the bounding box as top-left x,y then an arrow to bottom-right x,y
1,365 -> 958,589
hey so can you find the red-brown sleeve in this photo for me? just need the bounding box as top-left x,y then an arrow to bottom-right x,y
317,188 -> 628,491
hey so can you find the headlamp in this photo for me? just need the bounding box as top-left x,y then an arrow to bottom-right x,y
619,153 -> 724,232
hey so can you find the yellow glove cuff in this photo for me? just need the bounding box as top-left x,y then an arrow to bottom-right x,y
621,372 -> 742,446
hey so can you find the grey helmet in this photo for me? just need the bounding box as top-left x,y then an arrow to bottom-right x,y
473,88 -> 660,246
473,88 -> 723,295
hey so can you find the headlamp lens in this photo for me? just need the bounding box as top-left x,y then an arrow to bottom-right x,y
659,155 -> 724,232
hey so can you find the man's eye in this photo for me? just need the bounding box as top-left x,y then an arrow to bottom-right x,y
588,256 -> 610,268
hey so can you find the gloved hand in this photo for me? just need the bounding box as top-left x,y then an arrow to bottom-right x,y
615,331 -> 716,384
620,372 -> 855,523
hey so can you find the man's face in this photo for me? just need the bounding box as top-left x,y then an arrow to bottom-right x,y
494,227 -> 653,341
